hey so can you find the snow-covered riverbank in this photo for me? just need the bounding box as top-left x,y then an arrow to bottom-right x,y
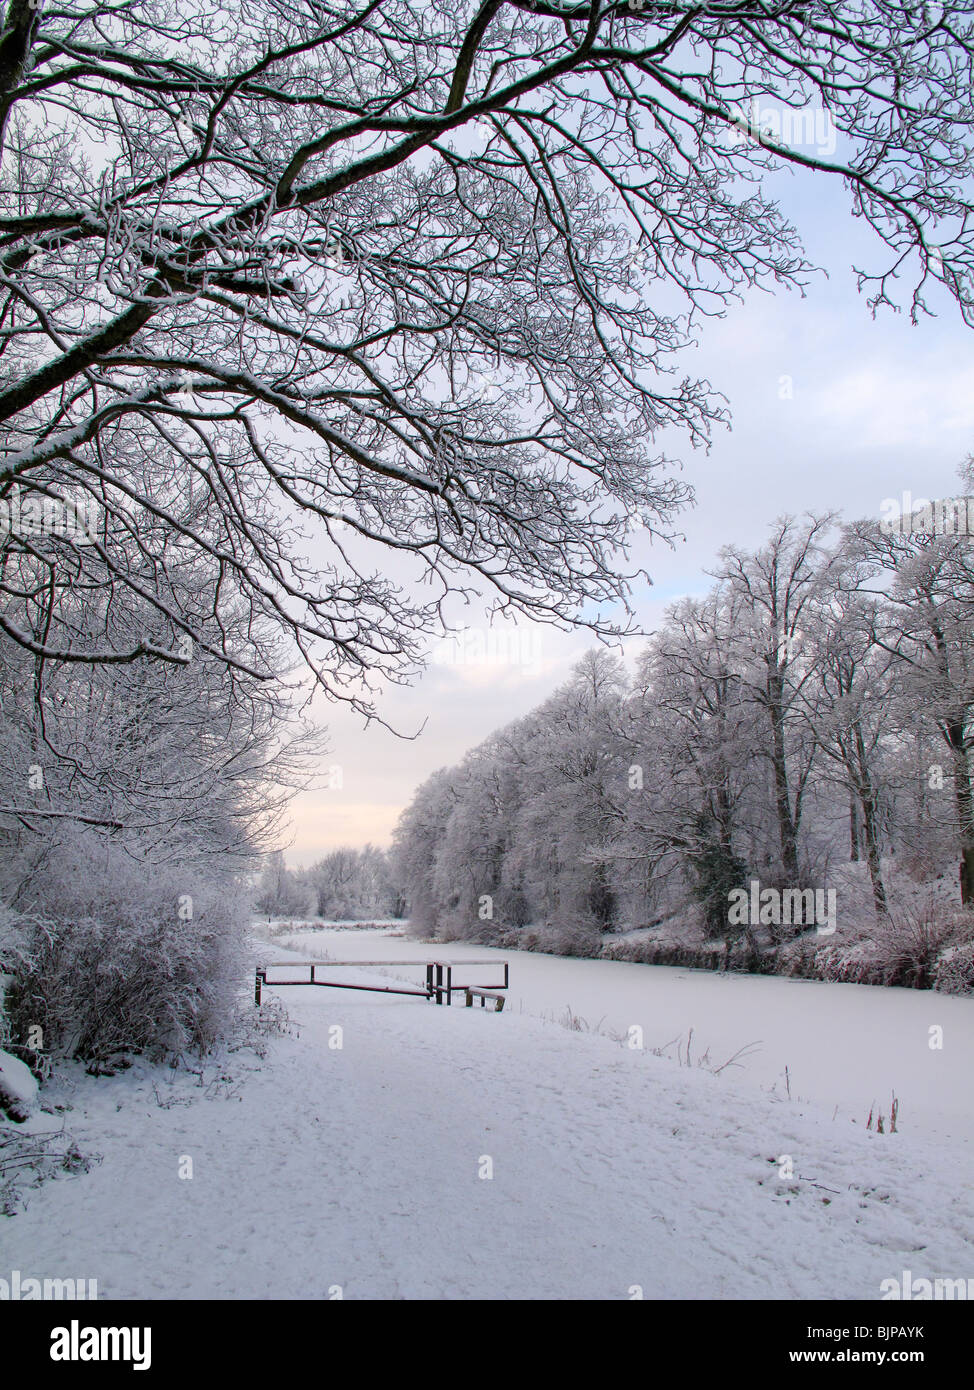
2,933 -> 971,1299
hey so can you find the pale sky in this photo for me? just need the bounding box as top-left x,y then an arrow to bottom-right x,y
283,161 -> 974,867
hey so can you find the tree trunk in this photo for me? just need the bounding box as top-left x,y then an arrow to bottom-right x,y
945,717 -> 974,906
768,669 -> 799,879
849,793 -> 860,861
851,725 -> 887,916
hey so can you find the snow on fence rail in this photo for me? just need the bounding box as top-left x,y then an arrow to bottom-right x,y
254,960 -> 509,1009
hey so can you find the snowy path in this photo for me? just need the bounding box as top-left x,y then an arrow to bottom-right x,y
2,942 -> 972,1299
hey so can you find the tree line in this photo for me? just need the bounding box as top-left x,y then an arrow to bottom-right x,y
255,846 -> 403,922
394,500 -> 974,992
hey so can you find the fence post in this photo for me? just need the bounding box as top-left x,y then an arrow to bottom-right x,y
255,968 -> 262,1006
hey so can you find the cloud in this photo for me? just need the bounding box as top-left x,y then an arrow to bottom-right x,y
812,362 -> 974,450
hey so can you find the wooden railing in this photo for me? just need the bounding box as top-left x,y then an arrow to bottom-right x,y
254,958 -> 509,1008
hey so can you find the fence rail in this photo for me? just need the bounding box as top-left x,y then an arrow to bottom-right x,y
255,958 -> 509,1007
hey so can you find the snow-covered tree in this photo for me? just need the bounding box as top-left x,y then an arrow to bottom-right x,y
392,768 -> 462,936
712,516 -> 837,885
848,499 -> 974,905
630,592 -> 759,939
255,851 -> 315,919
302,845 -> 399,919
3,0 -> 973,713
798,585 -> 895,914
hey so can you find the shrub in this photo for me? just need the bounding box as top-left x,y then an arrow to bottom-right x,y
2,837 -> 249,1067
933,937 -> 974,995
602,934 -> 778,974
0,1122 -> 96,1217
871,898 -> 971,990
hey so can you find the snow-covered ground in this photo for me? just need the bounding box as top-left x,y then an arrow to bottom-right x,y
0,1047 -> 38,1121
275,927 -> 974,1145
2,932 -> 972,1299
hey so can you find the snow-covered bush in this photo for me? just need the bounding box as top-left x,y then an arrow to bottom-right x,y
228,993 -> 296,1060
0,906 -> 23,1036
869,900 -> 973,990
3,835 -> 250,1067
603,932 -> 778,975
0,1048 -> 37,1122
933,937 -> 974,995
0,1122 -> 95,1217
773,884 -> 974,991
